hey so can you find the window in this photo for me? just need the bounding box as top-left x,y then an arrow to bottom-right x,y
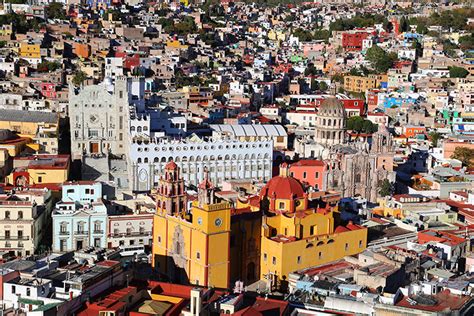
158,236 -> 161,243
359,240 -> 363,248
67,189 -> 75,194
94,221 -> 101,233
5,211 -> 10,219
278,202 -> 285,209
12,285 -> 15,294
38,176 -> 42,183
197,252 -> 200,260
345,243 -> 349,251
297,256 -> 301,264
263,253 -> 267,261
310,225 -> 315,235
26,288 -> 30,297
272,257 -> 276,265
318,252 -> 322,259
303,172 -> 307,179
315,172 -> 319,179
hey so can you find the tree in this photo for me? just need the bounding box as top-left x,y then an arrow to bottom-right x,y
72,71 -> 87,86
319,81 -> 328,91
449,66 -> 469,78
451,147 -> 474,167
46,2 -> 66,20
347,116 -> 364,132
379,179 -> 393,197
399,16 -> 409,33
366,46 -> 397,73
429,131 -> 442,147
347,116 -> 378,133
459,34 -> 474,51
310,78 -> 319,91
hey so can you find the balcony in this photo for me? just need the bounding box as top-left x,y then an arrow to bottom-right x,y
109,231 -> 152,238
59,231 -> 70,235
92,230 -> 104,234
0,236 -> 30,240
74,231 -> 88,235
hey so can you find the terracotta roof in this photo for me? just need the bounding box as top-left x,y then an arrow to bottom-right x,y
259,176 -> 305,200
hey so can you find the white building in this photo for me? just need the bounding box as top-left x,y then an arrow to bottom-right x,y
130,134 -> 273,191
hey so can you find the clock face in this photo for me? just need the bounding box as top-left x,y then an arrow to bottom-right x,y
215,218 -> 223,227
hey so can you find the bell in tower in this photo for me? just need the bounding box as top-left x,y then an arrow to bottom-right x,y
198,167 -> 215,208
156,160 -> 187,216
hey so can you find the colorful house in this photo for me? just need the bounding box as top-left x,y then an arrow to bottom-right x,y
52,181 -> 108,252
289,160 -> 326,189
6,154 -> 70,186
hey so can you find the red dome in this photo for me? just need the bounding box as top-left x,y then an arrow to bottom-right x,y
165,161 -> 177,170
260,176 -> 305,200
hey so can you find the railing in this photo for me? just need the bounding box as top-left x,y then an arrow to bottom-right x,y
59,231 -> 70,235
74,231 -> 88,235
92,230 -> 104,234
109,232 -> 152,237
0,236 -> 29,240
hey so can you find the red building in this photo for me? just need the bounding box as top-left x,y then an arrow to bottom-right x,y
342,32 -> 370,51
40,82 -> 57,99
289,160 -> 326,189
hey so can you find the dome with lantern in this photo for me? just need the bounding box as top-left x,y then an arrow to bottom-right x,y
259,163 -> 308,214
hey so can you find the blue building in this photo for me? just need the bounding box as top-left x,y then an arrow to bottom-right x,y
52,182 -> 108,252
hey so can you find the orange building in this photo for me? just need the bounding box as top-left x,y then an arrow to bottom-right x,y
73,42 -> 91,59
289,160 -> 326,189
403,126 -> 426,138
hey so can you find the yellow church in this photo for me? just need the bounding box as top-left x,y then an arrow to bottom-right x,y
247,163 -> 367,290
152,162 -> 367,291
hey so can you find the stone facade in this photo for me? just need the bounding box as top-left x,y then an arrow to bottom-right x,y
295,98 -> 396,202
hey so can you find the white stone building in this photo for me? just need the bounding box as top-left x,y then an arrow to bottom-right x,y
129,134 -> 273,191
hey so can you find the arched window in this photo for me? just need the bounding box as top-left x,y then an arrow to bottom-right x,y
137,158 -> 142,163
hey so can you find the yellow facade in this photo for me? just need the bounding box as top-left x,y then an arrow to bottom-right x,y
0,121 -> 58,139
152,163 -> 231,288
344,74 -> 387,93
19,43 -> 41,59
251,164 -> 368,289
153,200 -> 231,289
153,162 -> 368,291
6,163 -> 69,185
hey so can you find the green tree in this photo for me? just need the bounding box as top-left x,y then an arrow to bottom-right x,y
310,78 -> 319,91
399,16 -> 409,33
72,71 -> 87,86
451,146 -> 474,167
319,81 -> 328,91
448,66 -> 469,78
379,179 -> 393,197
46,2 -> 66,20
347,116 -> 364,132
366,46 -> 397,73
429,131 -> 442,147
459,34 -> 474,51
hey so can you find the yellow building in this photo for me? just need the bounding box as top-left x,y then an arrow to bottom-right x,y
0,110 -> 59,154
6,154 -> 70,186
19,43 -> 41,59
153,162 -> 232,288
153,162 -> 368,291
249,164 -> 368,290
344,74 -> 387,93
152,161 -> 262,288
